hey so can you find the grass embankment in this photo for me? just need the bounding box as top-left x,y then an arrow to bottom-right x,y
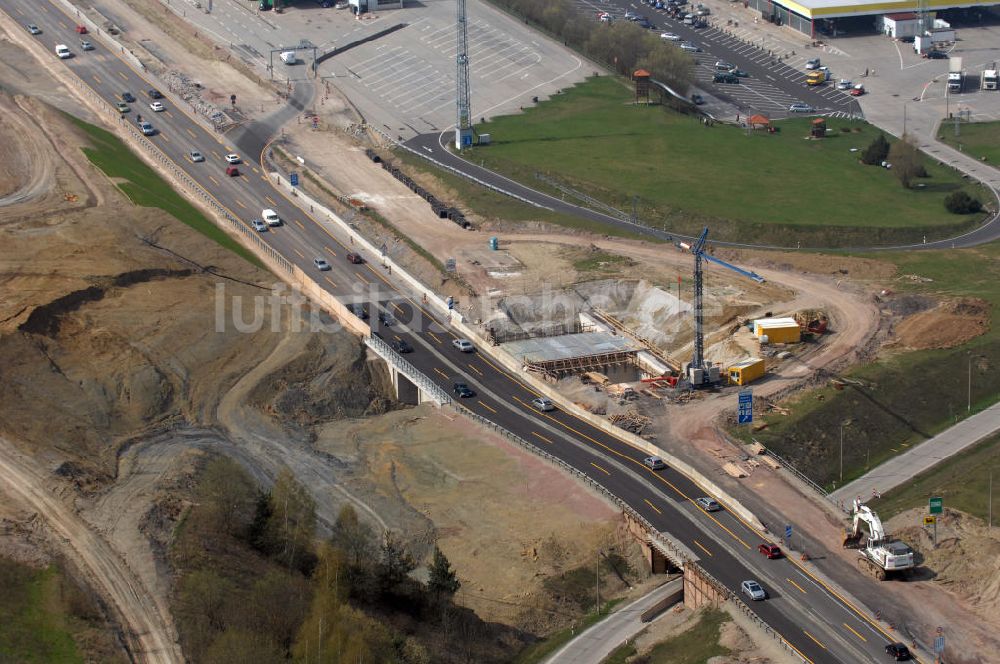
391,148 -> 652,241
937,119 -> 1000,167
66,114 -> 262,267
511,599 -> 623,664
602,608 -> 731,664
734,245 -> 1000,491
878,431 -> 1000,521
0,558 -> 125,663
457,76 -> 986,246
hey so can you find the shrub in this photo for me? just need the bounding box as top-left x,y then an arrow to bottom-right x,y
861,133 -> 890,165
944,190 -> 982,214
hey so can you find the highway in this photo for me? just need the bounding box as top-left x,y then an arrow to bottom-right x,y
4,2 -> 918,662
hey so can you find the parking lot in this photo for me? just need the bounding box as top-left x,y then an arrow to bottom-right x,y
160,0 -> 587,139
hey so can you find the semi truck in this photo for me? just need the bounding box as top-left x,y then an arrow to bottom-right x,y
948,56 -> 963,93
983,69 -> 999,91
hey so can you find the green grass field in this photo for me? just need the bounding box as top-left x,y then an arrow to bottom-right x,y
937,120 -> 1000,167
735,244 -> 1000,490
66,114 -> 262,268
876,431 -> 1000,521
460,76 -> 985,246
0,561 -> 83,663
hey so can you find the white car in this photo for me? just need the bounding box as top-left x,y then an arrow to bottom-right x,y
788,102 -> 814,113
452,338 -> 475,353
741,580 -> 767,601
225,153 -> 241,164
149,101 -> 165,112
55,44 -> 72,59
660,32 -> 681,41
805,58 -> 820,70
313,258 -> 331,271
679,42 -> 700,52
261,208 -> 281,226
188,150 -> 205,163
837,79 -> 852,90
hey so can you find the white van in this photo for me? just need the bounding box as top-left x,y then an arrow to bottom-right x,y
279,51 -> 297,65
55,44 -> 72,59
261,208 -> 281,226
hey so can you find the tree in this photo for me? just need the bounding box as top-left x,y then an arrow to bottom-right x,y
376,530 -> 416,594
861,133 -> 890,165
196,457 -> 256,537
269,470 -> 317,574
888,134 -> 924,188
945,190 -> 982,214
427,546 -> 461,599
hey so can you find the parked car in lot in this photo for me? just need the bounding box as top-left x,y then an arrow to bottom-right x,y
660,32 -> 681,41
679,41 -> 700,52
925,49 -> 947,59
313,258 -> 331,271
758,543 -> 782,559
837,78 -> 853,90
741,580 -> 766,601
251,219 -> 268,232
788,102 -> 814,113
643,456 -> 666,470
531,397 -> 555,412
713,73 -> 739,84
453,381 -> 475,398
731,69 -> 749,78
715,61 -> 735,71
805,58 -> 821,69
696,497 -> 721,512
188,150 -> 204,163
391,339 -> 413,354
452,338 -> 475,353
884,643 -> 911,660
850,84 -> 866,96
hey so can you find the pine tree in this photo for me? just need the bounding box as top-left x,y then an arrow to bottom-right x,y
861,133 -> 890,165
428,546 -> 461,598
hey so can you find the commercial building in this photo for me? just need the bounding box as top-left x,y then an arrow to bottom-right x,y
742,0 -> 997,37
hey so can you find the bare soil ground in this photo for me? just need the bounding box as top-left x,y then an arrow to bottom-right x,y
895,297 -> 990,350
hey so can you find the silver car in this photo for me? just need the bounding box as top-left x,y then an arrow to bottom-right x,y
531,397 -> 555,412
251,219 -> 267,232
696,497 -> 721,512
452,338 -> 475,353
643,456 -> 666,471
741,580 -> 766,601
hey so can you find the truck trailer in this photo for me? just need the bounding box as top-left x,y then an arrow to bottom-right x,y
948,56 -> 963,93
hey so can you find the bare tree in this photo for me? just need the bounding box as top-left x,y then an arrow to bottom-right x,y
888,134 -> 924,188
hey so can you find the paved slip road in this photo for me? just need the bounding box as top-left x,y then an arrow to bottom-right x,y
831,401 -> 1000,507
5,2 -> 930,662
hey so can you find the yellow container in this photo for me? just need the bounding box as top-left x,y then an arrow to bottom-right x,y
728,358 -> 765,386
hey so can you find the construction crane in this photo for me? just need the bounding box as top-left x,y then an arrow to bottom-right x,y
843,499 -> 915,581
678,228 -> 764,387
455,0 -> 474,150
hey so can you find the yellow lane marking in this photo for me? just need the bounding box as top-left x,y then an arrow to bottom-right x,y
212,150 -> 222,160
208,175 -> 220,186
295,220 -> 305,230
160,134 -> 170,143
590,462 -> 610,476
842,623 -> 867,643
186,128 -> 197,139
433,367 -> 449,380
165,111 -> 173,119
802,631 -> 826,650
532,431 -> 554,445
252,167 -> 260,174
325,245 -> 338,256
644,499 -> 662,515
467,364 -> 483,377
787,578 -> 807,594
355,272 -> 370,285
117,71 -> 128,80
235,199 -> 247,210
293,248 -> 305,259
92,74 -> 101,85
261,175 -> 268,182
324,276 -> 337,289
428,332 -> 442,344
265,195 -> 277,206
479,401 -> 497,414
693,539 -> 713,557
392,303 -> 407,316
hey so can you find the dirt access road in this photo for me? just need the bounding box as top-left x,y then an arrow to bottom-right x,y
0,436 -> 182,663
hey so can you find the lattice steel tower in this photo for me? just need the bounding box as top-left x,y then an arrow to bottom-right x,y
455,0 -> 474,149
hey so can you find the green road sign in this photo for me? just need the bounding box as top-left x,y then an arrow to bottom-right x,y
929,496 -> 943,515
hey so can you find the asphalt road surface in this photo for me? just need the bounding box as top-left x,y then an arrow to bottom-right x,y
6,1 -> 923,661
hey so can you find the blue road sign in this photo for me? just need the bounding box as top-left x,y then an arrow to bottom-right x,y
290,172 -> 299,187
785,525 -> 793,540
738,389 -> 753,425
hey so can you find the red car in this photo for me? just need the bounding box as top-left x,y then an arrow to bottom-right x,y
75,24 -> 88,34
758,543 -> 782,559
346,251 -> 364,264
225,165 -> 240,177
850,85 -> 865,96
